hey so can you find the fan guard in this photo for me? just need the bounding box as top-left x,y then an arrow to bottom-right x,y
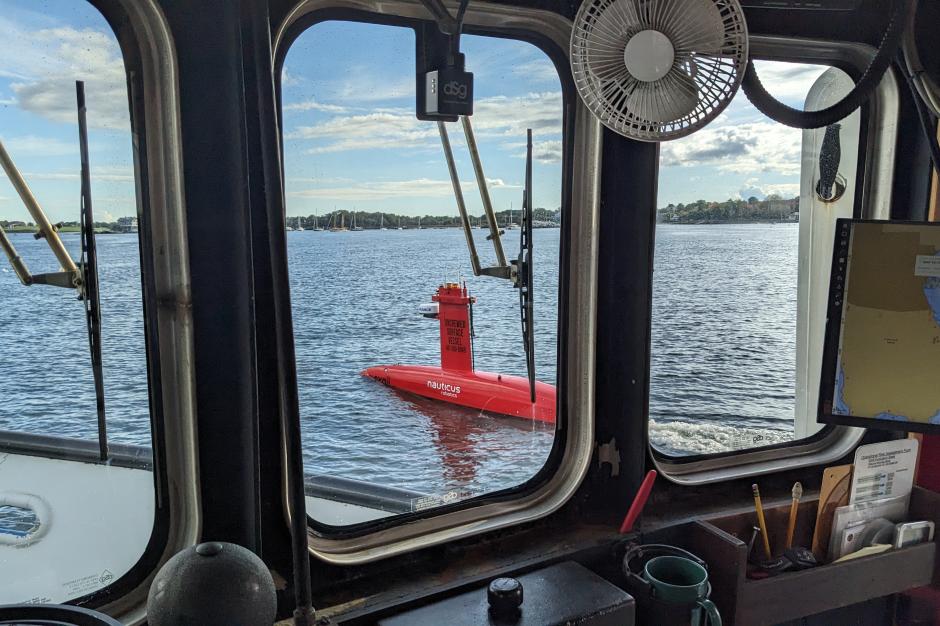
571,0 -> 748,141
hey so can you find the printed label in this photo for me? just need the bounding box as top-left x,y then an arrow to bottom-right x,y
914,255 -> 940,277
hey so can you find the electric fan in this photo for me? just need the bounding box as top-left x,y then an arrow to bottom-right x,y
570,0 -> 748,141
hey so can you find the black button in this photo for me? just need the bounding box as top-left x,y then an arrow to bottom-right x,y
488,577 -> 523,619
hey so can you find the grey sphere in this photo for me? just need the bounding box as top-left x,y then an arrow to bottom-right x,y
147,542 -> 277,626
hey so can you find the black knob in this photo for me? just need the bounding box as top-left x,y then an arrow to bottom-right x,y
488,577 -> 523,619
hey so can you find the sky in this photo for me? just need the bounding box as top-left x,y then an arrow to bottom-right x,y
0,1 -> 831,222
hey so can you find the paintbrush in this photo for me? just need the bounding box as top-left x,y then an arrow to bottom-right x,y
786,481 -> 803,549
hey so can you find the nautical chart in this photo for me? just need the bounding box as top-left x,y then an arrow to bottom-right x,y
834,222 -> 940,425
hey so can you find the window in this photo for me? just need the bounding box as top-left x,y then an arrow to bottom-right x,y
0,0 -> 156,604
281,19 -> 565,527
650,60 -> 865,457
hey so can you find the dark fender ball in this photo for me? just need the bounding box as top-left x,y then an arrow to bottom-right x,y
147,542 -> 277,626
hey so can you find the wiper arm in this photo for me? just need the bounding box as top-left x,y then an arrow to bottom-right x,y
0,139 -> 83,293
437,116 -> 512,279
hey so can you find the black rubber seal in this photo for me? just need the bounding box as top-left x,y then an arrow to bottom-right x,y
741,0 -> 914,129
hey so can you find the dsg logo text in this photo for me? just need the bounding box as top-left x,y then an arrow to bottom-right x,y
443,81 -> 468,99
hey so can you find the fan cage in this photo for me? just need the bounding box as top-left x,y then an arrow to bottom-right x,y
571,0 -> 748,141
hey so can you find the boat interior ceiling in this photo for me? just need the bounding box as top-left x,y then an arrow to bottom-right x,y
1,0 -> 940,624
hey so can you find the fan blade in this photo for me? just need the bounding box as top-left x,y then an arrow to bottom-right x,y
660,0 -> 725,55
626,69 -> 699,123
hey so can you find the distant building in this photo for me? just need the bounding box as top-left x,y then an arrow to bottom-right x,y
116,216 -> 139,233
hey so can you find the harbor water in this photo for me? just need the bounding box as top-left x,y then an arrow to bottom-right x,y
0,223 -> 798,503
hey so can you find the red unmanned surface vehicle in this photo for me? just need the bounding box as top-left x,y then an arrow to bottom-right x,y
362,283 -> 556,424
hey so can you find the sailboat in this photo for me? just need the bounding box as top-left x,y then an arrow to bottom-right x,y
330,211 -> 348,232
417,216 -> 422,230
352,212 -> 363,231
505,202 -> 518,230
295,216 -> 304,232
380,215 -> 387,231
397,216 -> 403,230
313,214 -> 323,231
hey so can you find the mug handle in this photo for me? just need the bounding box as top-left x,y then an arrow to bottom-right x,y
697,598 -> 722,626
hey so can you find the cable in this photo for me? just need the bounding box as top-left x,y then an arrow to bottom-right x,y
899,53 -> 940,177
741,0 -> 915,129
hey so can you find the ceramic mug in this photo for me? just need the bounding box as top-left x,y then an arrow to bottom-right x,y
642,555 -> 722,626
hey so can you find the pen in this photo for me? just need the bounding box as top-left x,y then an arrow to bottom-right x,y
752,484 -> 772,559
786,481 -> 802,549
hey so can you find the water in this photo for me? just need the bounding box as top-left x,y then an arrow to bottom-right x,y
0,224 -> 800,502
650,223 -> 798,455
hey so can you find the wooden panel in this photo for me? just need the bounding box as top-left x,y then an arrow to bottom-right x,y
691,487 -> 940,626
738,542 -> 934,625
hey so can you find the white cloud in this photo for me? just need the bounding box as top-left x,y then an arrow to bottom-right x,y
511,59 -> 561,85
21,165 -> 133,182
661,117 -> 803,176
328,68 -> 413,102
283,99 -> 347,113
1,134 -> 76,157
287,176 -> 519,201
285,92 -> 563,157
281,66 -> 300,87
289,109 -> 439,154
738,180 -> 800,200
0,19 -> 129,130
749,61 -> 830,106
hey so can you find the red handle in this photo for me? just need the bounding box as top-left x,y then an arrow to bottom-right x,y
619,469 -> 657,534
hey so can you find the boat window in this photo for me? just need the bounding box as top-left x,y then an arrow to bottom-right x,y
0,0 -> 155,603
282,20 -> 563,527
651,60 -> 862,458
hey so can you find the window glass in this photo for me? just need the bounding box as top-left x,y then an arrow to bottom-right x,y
0,0 -> 153,602
282,21 -> 563,525
651,61 -> 860,456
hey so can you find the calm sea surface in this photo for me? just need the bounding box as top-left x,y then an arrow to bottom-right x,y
0,224 -> 798,502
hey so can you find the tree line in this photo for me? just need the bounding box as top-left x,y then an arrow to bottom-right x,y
658,195 -> 800,224
290,208 -> 561,230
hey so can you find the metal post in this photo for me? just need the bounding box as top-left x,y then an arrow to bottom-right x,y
437,121 -> 482,276
0,224 -> 32,285
461,115 -> 508,268
0,139 -> 79,276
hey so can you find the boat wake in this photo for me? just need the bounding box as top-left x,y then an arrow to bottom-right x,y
649,419 -> 793,456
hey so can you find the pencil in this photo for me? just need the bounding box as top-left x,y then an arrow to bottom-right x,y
785,482 -> 802,549
752,484 -> 772,559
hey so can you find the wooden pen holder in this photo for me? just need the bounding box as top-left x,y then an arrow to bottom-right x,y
663,486 -> 940,626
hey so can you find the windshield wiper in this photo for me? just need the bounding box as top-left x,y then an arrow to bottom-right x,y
0,81 -> 108,460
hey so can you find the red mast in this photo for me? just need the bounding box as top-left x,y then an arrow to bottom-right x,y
432,283 -> 475,372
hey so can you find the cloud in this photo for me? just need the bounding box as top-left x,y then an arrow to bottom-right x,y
738,179 -> 800,200
281,66 -> 300,87
660,118 -> 803,176
0,20 -> 129,130
283,99 -> 347,113
1,134 -> 77,157
511,59 -> 561,85
285,92 -> 563,157
289,109 -> 439,154
21,165 -> 134,182
327,68 -> 413,103
287,176 -> 519,201
748,61 -> 830,106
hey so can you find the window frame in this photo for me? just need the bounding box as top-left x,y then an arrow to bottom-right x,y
650,35 -> 899,483
19,0 -> 199,619
274,0 -> 601,564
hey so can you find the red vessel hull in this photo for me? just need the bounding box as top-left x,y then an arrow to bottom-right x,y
362,365 -> 556,424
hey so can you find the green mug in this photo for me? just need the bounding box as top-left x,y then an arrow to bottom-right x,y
642,555 -> 722,626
